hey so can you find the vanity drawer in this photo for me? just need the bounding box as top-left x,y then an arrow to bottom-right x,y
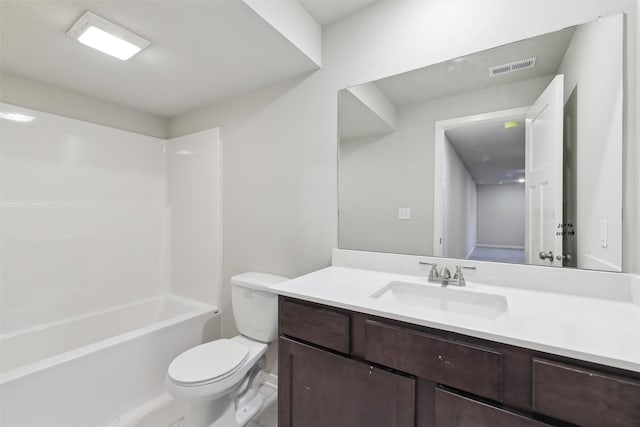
436,388 -> 551,427
279,298 -> 350,354
364,320 -> 503,401
532,358 -> 640,427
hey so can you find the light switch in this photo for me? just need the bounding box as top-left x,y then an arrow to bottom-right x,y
398,208 -> 411,220
600,220 -> 607,248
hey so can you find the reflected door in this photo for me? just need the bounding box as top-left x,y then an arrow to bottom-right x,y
525,75 -> 564,266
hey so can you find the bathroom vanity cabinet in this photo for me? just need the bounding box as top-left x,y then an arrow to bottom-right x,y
278,296 -> 640,427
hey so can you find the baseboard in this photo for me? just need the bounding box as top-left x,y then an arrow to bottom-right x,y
475,244 -> 525,250
261,372 -> 278,390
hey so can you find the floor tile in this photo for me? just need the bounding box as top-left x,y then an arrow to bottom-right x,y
254,397 -> 277,427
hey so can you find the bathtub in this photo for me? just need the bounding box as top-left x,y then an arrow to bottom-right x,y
0,294 -> 219,427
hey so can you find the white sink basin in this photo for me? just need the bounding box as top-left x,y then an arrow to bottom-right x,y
370,281 -> 508,320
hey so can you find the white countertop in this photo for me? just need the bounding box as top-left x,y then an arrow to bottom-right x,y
270,266 -> 640,373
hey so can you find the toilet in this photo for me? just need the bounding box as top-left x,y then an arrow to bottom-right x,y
167,272 -> 288,427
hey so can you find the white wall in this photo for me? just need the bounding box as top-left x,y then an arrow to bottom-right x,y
442,137 -> 477,259
166,0 -> 638,339
0,103 -> 169,333
0,72 -> 167,139
558,14 -> 624,271
168,128 -> 221,306
476,183 -> 526,248
339,124 -> 432,256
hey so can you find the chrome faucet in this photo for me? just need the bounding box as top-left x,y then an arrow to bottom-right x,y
419,262 -> 475,286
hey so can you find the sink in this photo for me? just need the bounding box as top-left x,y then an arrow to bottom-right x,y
370,281 -> 507,320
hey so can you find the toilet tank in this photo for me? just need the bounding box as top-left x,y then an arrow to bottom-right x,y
231,272 -> 288,343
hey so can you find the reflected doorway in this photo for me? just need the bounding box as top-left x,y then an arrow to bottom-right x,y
434,107 -> 528,264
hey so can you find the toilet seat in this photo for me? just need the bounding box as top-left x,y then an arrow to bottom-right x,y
168,339 -> 250,386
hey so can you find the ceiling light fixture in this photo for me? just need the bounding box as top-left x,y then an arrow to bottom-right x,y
504,120 -> 520,129
67,11 -> 150,61
0,112 -> 36,122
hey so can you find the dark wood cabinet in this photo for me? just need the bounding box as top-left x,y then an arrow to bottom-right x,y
532,358 -> 640,427
278,337 -> 415,427
278,296 -> 640,427
435,389 -> 550,427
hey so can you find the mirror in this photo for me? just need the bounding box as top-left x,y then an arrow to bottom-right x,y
338,14 -> 624,272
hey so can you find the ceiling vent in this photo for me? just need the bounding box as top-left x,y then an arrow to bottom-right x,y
489,57 -> 537,77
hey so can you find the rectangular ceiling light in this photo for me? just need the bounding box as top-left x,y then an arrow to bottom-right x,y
67,11 -> 150,61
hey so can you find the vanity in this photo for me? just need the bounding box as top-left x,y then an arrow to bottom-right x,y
271,251 -> 640,427
273,10 -> 640,427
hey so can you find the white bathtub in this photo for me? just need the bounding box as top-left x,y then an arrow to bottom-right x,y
0,294 -> 219,427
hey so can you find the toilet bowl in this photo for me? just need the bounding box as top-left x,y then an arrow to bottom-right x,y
166,272 -> 287,427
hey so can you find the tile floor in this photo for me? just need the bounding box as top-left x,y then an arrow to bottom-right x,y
467,246 -> 525,264
248,383 -> 277,427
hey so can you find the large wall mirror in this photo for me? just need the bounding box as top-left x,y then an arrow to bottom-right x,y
338,14 -> 624,272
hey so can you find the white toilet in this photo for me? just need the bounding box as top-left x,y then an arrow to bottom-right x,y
167,272 -> 287,427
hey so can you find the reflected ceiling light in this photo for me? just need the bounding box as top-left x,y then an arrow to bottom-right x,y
504,120 -> 520,129
518,178 -> 525,183
67,11 -> 150,61
0,112 -> 35,122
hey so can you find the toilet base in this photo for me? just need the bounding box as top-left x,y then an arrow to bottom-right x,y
181,391 -> 264,427
235,389 -> 264,426
177,355 -> 267,427
183,395 -> 236,427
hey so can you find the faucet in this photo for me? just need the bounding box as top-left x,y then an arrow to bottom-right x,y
419,262 -> 476,286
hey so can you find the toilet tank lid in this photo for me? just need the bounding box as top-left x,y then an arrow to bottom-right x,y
230,272 -> 289,291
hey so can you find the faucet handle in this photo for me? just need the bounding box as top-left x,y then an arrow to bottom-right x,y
454,265 -> 476,285
454,265 -> 476,276
419,261 -> 439,278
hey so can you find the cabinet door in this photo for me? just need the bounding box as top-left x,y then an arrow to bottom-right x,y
436,389 -> 551,427
279,337 -> 415,427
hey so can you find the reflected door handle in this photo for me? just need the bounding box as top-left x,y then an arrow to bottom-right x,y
539,251 -> 554,261
556,253 -> 572,261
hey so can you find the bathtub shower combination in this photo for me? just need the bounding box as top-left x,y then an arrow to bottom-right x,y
0,105 -> 223,426
0,295 -> 218,426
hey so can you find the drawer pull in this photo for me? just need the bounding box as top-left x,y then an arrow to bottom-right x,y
438,354 -> 452,365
